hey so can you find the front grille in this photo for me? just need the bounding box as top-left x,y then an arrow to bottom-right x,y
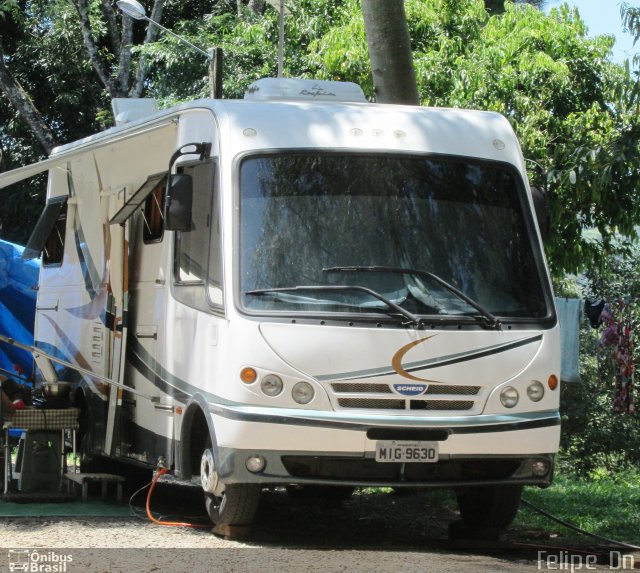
327,380 -> 483,412
281,455 -> 521,483
410,400 -> 474,411
337,398 -> 406,409
332,383 -> 393,394
426,385 -> 480,396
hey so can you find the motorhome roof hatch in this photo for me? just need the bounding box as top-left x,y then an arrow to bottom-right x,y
244,78 -> 367,103
112,98 -> 159,126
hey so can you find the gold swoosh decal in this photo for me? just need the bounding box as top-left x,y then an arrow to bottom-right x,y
391,335 -> 441,383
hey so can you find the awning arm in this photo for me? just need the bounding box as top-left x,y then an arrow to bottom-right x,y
0,155 -> 68,191
0,334 -> 154,401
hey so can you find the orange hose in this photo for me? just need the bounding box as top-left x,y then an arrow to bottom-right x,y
145,467 -> 211,528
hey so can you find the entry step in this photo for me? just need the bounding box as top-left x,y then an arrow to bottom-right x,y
65,472 -> 125,503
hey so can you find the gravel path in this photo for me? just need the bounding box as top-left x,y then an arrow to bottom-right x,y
0,488 -> 612,573
0,517 -> 544,573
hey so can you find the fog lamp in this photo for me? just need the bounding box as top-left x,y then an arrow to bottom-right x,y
292,381 -> 314,404
500,386 -> 519,408
532,460 -> 550,476
246,455 -> 266,473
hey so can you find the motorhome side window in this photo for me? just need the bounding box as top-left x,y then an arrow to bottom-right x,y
21,196 -> 68,265
43,201 -> 67,266
174,160 -> 223,307
143,178 -> 166,243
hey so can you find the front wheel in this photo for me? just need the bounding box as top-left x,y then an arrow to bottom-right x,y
201,447 -> 261,526
456,484 -> 523,530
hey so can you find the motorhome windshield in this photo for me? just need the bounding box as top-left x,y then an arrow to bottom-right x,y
239,153 -> 550,322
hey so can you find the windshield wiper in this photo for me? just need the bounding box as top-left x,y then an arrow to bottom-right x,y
324,266 -> 502,330
245,285 -> 423,327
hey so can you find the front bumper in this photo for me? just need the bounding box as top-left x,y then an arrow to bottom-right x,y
208,404 -> 560,488
218,449 -> 555,488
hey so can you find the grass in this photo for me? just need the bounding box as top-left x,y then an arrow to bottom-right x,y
515,466 -> 640,546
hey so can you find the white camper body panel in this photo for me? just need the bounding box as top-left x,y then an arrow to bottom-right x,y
14,94 -> 559,488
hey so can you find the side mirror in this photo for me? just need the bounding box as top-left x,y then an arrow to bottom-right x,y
531,186 -> 550,242
165,174 -> 193,232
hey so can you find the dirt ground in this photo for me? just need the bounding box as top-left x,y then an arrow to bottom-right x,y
0,485 -> 621,573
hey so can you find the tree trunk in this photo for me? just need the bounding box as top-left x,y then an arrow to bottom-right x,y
0,42 -> 56,154
238,0 -> 265,16
361,0 -> 419,105
72,0 -> 120,97
132,0 -> 166,97
247,0 -> 265,13
117,16 -> 134,96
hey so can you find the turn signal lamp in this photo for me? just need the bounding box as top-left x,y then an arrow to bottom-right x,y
240,367 -> 258,384
548,374 -> 559,391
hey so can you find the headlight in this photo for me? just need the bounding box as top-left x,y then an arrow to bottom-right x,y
261,374 -> 283,396
292,381 -> 314,404
527,381 -> 545,402
500,386 -> 519,408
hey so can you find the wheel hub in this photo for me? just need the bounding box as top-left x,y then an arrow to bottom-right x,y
200,448 -> 225,497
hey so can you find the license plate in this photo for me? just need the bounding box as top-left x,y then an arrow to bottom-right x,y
375,440 -> 439,463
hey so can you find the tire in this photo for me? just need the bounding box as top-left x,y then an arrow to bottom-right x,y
200,445 -> 261,526
456,484 -> 522,530
204,484 -> 262,526
286,485 -> 354,507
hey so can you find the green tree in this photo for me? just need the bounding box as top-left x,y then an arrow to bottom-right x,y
0,0 -> 109,242
486,0 -> 549,15
0,0 -> 241,242
439,4 -> 640,275
304,1 -> 640,275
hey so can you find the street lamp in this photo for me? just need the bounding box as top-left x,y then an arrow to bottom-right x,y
116,0 -> 222,98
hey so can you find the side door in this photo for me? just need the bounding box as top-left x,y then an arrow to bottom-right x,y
121,174 -> 175,465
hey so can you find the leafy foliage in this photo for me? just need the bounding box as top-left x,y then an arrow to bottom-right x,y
518,466 -> 640,544
556,245 -> 640,475
560,329 -> 640,473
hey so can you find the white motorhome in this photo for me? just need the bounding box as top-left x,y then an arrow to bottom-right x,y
0,78 -> 560,529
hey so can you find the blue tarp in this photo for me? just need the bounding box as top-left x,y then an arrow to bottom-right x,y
0,240 -> 39,379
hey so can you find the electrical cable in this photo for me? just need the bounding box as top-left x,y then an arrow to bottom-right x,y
521,498 -> 640,551
145,467 -> 211,529
128,478 -> 154,521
